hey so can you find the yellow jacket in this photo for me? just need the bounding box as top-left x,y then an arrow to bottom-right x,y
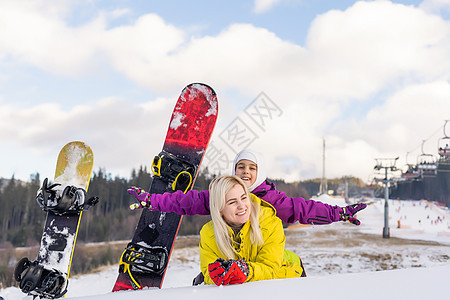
199,194 -> 303,284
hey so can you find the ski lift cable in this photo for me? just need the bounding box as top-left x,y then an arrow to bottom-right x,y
406,123 -> 444,155
443,119 -> 449,138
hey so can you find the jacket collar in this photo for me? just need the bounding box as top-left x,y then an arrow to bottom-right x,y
251,180 -> 276,198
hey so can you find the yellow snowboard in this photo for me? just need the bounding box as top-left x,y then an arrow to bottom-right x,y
24,141 -> 94,298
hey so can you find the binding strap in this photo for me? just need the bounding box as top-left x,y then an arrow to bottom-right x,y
119,249 -> 141,290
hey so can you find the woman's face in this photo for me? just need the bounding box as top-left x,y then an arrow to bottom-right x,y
234,159 -> 257,188
221,184 -> 251,227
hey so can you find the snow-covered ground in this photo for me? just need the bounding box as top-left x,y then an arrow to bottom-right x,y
1,197 -> 449,299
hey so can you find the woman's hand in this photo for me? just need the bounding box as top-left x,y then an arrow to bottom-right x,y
208,258 -> 249,286
222,259 -> 249,285
127,186 -> 152,210
339,203 -> 367,225
208,258 -> 227,286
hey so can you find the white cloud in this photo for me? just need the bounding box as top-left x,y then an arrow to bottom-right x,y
329,81 -> 450,175
253,0 -> 283,14
0,0 -> 99,75
305,0 -> 450,100
2,1 -> 448,97
0,96 -> 176,179
100,14 -> 187,91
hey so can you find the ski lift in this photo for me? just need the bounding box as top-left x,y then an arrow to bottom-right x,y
373,157 -> 400,183
400,152 -> 421,181
437,120 -> 450,173
401,164 -> 421,181
437,120 -> 450,161
417,140 -> 437,177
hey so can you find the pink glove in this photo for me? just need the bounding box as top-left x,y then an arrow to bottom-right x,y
127,186 -> 151,210
339,203 -> 367,225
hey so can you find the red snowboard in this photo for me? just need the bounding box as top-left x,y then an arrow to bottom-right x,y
113,83 -> 218,291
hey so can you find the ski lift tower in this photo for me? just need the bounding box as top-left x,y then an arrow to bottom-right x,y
374,157 -> 399,238
319,138 -> 328,195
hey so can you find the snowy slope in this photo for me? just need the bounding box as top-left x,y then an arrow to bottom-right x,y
1,197 -> 449,300
315,195 -> 449,244
359,198 -> 450,244
74,264 -> 450,300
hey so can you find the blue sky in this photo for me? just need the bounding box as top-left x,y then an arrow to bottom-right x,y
1,0 -> 449,184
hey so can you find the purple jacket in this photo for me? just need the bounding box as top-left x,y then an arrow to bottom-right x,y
150,180 -> 341,224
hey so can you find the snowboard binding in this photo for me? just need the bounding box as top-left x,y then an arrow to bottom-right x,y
118,243 -> 169,289
120,242 -> 169,274
14,257 -> 68,299
36,178 -> 99,215
151,151 -> 195,193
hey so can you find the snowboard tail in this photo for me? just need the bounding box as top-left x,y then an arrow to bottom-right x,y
113,83 -> 218,291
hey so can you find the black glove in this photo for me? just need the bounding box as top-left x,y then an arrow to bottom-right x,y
339,203 -> 367,225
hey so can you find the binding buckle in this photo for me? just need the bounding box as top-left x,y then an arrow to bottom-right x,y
151,156 -> 162,177
150,151 -> 195,192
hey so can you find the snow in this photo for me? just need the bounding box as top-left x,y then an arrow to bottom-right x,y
188,83 -> 217,117
2,197 -> 449,299
169,112 -> 185,130
71,265 -> 450,300
358,198 -> 450,245
314,193 -> 348,206
38,225 -> 75,273
54,143 -> 91,188
169,84 -> 217,131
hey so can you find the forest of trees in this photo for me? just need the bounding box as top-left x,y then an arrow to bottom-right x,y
0,167 -> 367,248
0,166 -> 210,248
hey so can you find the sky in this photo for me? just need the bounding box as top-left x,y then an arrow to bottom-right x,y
1,0 -> 450,184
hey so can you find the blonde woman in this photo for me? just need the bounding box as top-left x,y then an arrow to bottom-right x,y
199,175 -> 304,286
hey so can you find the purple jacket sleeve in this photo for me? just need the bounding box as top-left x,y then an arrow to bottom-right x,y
150,189 -> 211,215
261,189 -> 341,224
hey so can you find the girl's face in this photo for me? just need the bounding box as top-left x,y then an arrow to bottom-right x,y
221,184 -> 251,227
234,159 -> 257,188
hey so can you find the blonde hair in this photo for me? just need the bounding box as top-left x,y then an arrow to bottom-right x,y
209,175 -> 264,259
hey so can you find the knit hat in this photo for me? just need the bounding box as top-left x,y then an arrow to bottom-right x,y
232,149 -> 266,192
